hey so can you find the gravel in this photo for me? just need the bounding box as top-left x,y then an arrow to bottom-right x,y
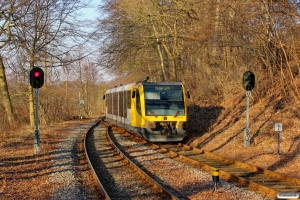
112,132 -> 271,200
15,118 -> 265,200
47,120 -> 101,200
4,118 -> 270,199
88,125 -> 167,199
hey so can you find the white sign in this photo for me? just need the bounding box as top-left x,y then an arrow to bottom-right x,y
275,123 -> 283,132
246,91 -> 251,97
34,88 -> 40,95
277,192 -> 299,199
79,100 -> 84,105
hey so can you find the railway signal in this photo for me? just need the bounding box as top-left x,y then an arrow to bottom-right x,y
29,67 -> 44,154
30,67 -> 44,88
242,71 -> 255,91
242,71 -> 255,147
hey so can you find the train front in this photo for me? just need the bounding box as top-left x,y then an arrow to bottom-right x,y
141,82 -> 188,142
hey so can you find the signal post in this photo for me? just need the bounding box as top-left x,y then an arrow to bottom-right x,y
29,67 -> 44,154
242,71 -> 255,147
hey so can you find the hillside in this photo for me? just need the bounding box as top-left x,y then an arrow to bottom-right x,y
185,87 -> 300,179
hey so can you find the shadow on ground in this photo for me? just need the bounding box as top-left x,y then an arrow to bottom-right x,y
183,104 -> 224,144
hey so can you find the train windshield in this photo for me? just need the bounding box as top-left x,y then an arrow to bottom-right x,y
144,85 -> 185,116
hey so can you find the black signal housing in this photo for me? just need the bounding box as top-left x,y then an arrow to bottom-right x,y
30,67 -> 44,88
242,71 -> 255,91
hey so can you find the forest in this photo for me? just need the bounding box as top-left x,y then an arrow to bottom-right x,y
1,0 -> 300,133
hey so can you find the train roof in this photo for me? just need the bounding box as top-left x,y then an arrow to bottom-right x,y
105,82 -> 183,94
106,83 -> 135,93
141,82 -> 182,86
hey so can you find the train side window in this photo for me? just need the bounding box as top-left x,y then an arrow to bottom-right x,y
132,90 -> 136,98
119,91 -> 124,117
127,90 -> 131,109
109,93 -> 112,114
113,93 -> 118,115
136,90 -> 142,115
107,94 -> 111,114
106,94 -> 108,113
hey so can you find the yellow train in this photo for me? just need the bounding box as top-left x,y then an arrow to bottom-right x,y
104,80 -> 189,142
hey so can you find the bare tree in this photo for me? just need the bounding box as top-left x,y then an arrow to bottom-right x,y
0,0 -> 23,125
10,0 -> 91,126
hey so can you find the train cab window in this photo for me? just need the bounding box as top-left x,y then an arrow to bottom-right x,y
144,85 -> 185,116
136,89 -> 142,115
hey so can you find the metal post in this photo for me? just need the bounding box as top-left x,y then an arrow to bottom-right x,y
34,88 -> 40,154
275,123 -> 282,157
78,91 -> 81,120
278,131 -> 280,157
244,91 -> 251,147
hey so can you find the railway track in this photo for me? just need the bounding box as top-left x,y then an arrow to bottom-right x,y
150,143 -> 300,199
83,119 -> 300,199
84,119 -> 179,199
107,124 -> 300,199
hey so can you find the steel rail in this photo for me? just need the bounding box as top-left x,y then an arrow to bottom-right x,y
155,143 -> 300,199
83,117 -> 111,200
106,125 -> 180,200
107,124 -> 300,199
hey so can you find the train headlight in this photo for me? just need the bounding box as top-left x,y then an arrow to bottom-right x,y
145,121 -> 156,129
178,121 -> 187,129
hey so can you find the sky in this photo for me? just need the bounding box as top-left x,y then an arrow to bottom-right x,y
79,0 -> 116,82
80,0 -> 99,21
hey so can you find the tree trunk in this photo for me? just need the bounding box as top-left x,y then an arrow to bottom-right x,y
0,55 -> 15,124
152,23 -> 167,81
161,41 -> 176,81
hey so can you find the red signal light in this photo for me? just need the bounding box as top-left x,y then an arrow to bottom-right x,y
30,67 -> 44,88
33,71 -> 40,77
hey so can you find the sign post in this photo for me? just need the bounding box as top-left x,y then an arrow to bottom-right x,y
275,123 -> 283,157
244,91 -> 251,147
34,88 -> 40,154
79,99 -> 84,120
242,71 -> 255,147
78,92 -> 84,120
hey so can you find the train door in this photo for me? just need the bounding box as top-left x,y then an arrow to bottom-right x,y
135,88 -> 143,127
116,92 -> 122,125
113,92 -> 118,123
122,90 -> 128,126
125,90 -> 131,128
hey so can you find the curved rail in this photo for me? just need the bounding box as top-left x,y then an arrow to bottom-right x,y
106,125 -> 180,200
83,117 -> 110,200
156,143 -> 300,199
108,124 -> 300,199
84,118 -> 181,199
